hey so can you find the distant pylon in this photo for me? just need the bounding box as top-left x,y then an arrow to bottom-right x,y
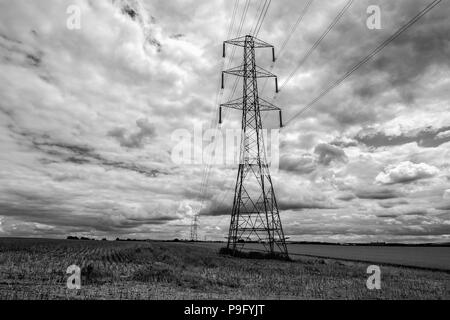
220,35 -> 289,259
190,214 -> 198,241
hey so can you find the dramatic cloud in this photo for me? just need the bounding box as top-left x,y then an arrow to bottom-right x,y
279,142 -> 349,174
0,0 -> 449,242
375,161 -> 439,185
279,153 -> 316,174
378,199 -> 409,209
278,198 -> 338,211
314,143 -> 348,166
355,187 -> 402,200
356,126 -> 450,149
336,193 -> 356,202
330,137 -> 359,148
108,118 -> 156,148
435,130 -> 450,140
199,202 -> 230,217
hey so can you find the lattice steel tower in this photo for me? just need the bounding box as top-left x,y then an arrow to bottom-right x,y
190,214 -> 198,241
220,35 -> 289,259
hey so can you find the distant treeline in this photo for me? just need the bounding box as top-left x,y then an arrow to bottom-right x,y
65,236 -> 212,242
67,236 -> 150,242
67,236 -> 107,241
288,241 -> 450,247
65,237 -> 450,247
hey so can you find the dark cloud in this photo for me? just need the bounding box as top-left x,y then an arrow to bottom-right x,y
276,0 -> 450,133
365,4 -> 450,103
199,192 -> 338,216
0,33 -> 22,45
199,202 -> 230,217
356,126 -> 450,149
122,4 -> 138,20
378,199 -> 409,209
25,53 -> 41,67
115,0 -> 162,52
330,137 -> 358,148
0,191 -> 180,234
278,198 -> 338,211
336,193 -> 356,202
108,118 -> 156,149
355,187 -> 402,200
377,214 -> 399,218
21,130 -> 166,178
314,143 -> 348,166
403,210 -> 428,216
435,202 -> 450,211
0,32 -> 43,68
279,154 -> 316,174
170,34 -> 185,39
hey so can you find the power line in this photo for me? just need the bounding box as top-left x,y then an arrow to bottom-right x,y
198,0 -> 254,222
213,0 -> 240,112
221,0 -> 253,124
284,0 -> 443,127
228,0 -> 272,103
227,0 -> 251,71
197,0 -> 254,239
214,177 -> 237,229
238,0 -> 252,33
211,0 -> 240,128
227,0 -> 241,39
278,0 -> 314,60
250,0 -> 267,35
260,0 -> 315,96
279,0 -> 354,91
225,0 -> 251,104
254,0 -> 272,37
197,0 -> 242,226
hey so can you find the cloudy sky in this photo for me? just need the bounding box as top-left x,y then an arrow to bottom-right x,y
0,0 -> 449,242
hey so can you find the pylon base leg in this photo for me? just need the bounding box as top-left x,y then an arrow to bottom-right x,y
219,247 -> 291,261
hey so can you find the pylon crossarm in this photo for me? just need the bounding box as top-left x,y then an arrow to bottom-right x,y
259,97 -> 279,109
224,36 -> 274,49
221,99 -> 280,113
252,38 -> 274,48
223,65 -> 244,77
255,65 -> 277,78
220,97 -> 242,110
223,65 -> 276,78
259,102 -> 281,112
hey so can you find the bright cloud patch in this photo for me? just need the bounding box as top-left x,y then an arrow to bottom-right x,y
443,189 -> 450,200
375,161 -> 439,185
435,130 -> 450,140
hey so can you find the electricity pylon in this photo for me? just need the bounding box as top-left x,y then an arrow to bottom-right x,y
190,214 -> 198,241
220,35 -> 289,259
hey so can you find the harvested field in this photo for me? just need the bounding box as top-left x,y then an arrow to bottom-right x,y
0,238 -> 448,300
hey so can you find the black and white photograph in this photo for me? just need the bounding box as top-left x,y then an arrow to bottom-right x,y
0,0 -> 449,305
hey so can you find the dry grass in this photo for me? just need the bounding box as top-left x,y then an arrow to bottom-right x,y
0,238 -> 448,300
